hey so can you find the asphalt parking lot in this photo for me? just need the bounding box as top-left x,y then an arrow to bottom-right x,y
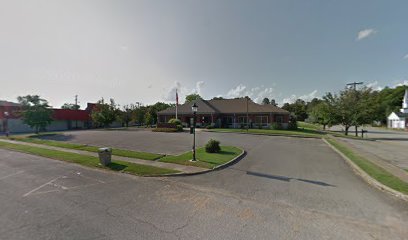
1,132 -> 408,239
40,129 -> 269,155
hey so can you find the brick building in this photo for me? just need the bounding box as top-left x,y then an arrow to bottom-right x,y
157,98 -> 290,129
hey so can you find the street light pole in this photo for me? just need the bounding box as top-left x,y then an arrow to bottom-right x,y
191,103 -> 198,162
246,96 -> 249,132
4,111 -> 9,137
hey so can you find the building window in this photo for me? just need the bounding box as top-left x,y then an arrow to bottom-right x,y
223,117 -> 233,125
238,116 -> 247,124
276,115 -> 283,123
255,116 -> 268,125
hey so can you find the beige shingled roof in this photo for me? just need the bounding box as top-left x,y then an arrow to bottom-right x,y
158,98 -> 289,115
158,99 -> 218,115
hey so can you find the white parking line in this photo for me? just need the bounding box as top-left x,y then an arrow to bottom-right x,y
0,171 -> 24,180
23,177 -> 61,197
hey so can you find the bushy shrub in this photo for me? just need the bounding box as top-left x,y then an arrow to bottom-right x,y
287,115 -> 298,130
206,124 -> 215,129
176,125 -> 183,132
168,118 -> 182,125
270,122 -> 283,130
205,139 -> 221,153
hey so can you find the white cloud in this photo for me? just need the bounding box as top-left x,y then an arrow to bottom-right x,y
367,81 -> 383,91
282,90 -> 318,104
394,80 -> 408,87
226,84 -> 247,98
356,28 -> 377,41
225,84 -> 276,104
194,81 -> 205,95
282,94 -> 297,104
403,54 -> 408,60
162,81 -> 206,102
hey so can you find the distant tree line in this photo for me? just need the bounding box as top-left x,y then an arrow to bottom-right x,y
281,85 -> 407,135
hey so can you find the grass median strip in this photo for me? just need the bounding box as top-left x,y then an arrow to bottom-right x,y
326,138 -> 408,195
0,141 -> 179,176
160,146 -> 242,169
7,135 -> 164,160
207,128 -> 323,138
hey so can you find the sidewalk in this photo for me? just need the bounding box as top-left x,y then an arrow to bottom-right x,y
0,139 -> 207,174
332,136 -> 408,183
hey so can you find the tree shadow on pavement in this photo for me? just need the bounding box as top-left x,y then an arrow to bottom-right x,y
246,171 -> 336,187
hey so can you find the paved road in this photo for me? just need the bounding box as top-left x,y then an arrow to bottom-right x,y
1,134 -> 407,239
329,126 -> 408,170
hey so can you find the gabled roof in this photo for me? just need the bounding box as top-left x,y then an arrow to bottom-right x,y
158,98 -> 289,115
0,100 -> 21,107
207,98 -> 288,114
159,99 -> 218,115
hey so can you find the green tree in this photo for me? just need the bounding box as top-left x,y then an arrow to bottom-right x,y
132,106 -> 147,125
262,97 -> 270,105
120,104 -> 135,127
17,95 -> 53,134
144,111 -> 153,127
212,96 -> 224,100
147,102 -> 174,124
270,99 -> 277,106
91,98 -> 119,128
61,103 -> 80,110
185,93 -> 202,103
282,99 -> 308,121
328,89 -> 356,135
350,87 -> 380,136
308,101 -> 336,130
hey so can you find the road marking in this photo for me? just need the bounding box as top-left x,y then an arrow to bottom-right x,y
76,171 -> 106,184
0,171 -> 24,180
23,177 -> 61,197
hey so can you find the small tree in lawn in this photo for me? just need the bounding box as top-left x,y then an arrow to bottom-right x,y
91,98 -> 119,128
144,112 -> 153,127
120,104 -> 135,128
17,95 -> 53,134
308,101 -> 335,130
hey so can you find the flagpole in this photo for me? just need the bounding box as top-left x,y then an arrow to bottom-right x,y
176,89 -> 178,119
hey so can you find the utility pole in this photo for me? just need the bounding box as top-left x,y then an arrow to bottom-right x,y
346,82 -> 363,90
74,95 -> 79,129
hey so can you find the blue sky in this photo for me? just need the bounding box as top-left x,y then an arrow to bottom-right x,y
0,0 -> 407,107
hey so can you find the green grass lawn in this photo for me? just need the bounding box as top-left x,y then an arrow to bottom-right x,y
0,141 -> 178,176
298,121 -> 322,130
160,146 -> 243,169
207,128 -> 323,138
326,138 -> 408,195
7,135 -> 164,160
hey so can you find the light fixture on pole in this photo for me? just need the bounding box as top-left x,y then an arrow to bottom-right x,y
191,103 -> 198,162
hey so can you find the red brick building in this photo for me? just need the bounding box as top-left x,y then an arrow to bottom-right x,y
158,98 -> 290,129
0,101 -> 97,133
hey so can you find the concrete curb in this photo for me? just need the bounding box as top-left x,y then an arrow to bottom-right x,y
322,138 -> 408,202
145,148 -> 246,177
204,130 -> 322,139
